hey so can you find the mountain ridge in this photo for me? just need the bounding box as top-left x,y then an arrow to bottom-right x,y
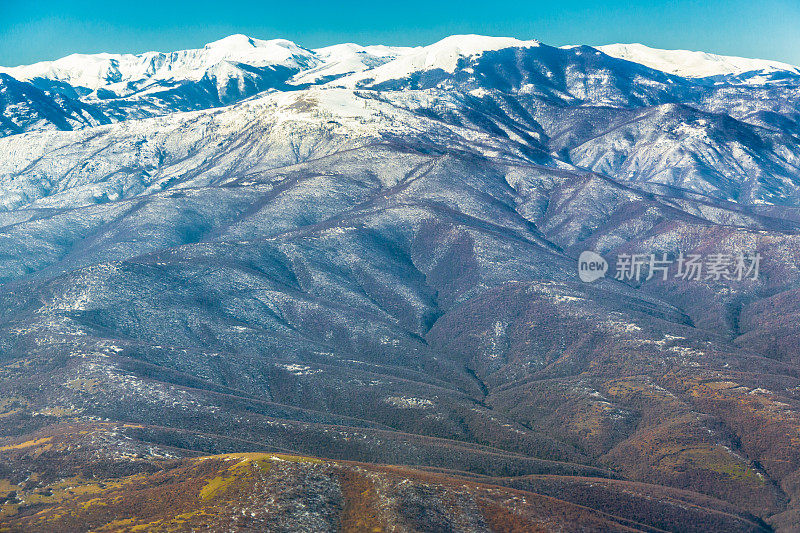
4,34 -> 796,84
595,42 -> 800,78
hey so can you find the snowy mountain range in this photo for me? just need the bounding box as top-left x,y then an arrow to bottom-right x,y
2,34 -> 798,132
4,34 -> 797,94
2,34 -> 799,207
3,34 -> 800,532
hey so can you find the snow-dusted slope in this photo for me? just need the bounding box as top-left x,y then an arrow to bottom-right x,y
0,74 -> 108,136
595,43 -> 800,78
0,85 -> 556,211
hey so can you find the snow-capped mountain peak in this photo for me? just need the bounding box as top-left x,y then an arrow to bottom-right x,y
204,34 -> 261,49
421,34 -> 541,61
290,43 -> 410,84
0,35 -> 318,94
199,34 -> 315,66
595,42 -> 800,78
331,34 -> 541,87
411,34 -> 540,72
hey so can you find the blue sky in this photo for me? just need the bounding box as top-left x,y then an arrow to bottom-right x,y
1,0 -> 798,67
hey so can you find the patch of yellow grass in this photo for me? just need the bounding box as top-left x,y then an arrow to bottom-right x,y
0,480 -> 19,495
199,474 -> 238,501
0,437 -> 52,452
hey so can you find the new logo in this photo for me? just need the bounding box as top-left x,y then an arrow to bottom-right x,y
578,251 -> 608,283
